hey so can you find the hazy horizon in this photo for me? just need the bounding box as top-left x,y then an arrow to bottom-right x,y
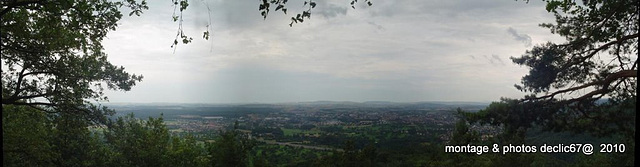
101,100 -> 492,105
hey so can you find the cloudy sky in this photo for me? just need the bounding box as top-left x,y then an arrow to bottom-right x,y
103,0 -> 565,104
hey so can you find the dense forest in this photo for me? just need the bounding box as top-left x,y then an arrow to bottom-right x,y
3,104 -> 633,166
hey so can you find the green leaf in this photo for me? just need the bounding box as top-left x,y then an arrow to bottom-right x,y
546,1 -> 562,12
202,31 -> 209,40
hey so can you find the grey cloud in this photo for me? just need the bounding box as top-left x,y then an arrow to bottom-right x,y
507,27 -> 532,47
216,1 -> 264,29
314,1 -> 348,18
211,1 -> 348,30
368,1 -> 525,19
366,21 -> 385,30
491,55 -> 504,65
482,55 -> 504,65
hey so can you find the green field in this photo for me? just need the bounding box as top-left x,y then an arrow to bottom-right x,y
281,128 -> 322,136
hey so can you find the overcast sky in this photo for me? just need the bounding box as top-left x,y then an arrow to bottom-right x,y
102,0 -> 564,104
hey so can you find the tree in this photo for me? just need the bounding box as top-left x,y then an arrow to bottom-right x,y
167,134 -> 210,167
340,140 -> 359,167
3,105 -> 120,167
1,0 -> 146,124
101,113 -> 211,167
2,105 -> 57,167
506,0 -> 637,135
465,0 -> 636,165
50,111 -> 118,166
358,143 -> 378,167
468,0 -> 637,136
208,121 -> 255,167
450,109 -> 480,146
104,114 -> 171,166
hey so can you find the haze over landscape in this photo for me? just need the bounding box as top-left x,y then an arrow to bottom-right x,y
103,0 -> 562,104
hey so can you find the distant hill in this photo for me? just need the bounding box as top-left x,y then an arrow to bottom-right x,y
105,101 -> 488,119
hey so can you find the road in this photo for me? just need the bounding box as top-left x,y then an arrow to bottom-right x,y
257,139 -> 343,151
